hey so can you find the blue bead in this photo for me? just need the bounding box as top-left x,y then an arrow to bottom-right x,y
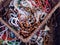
10,32 -> 15,38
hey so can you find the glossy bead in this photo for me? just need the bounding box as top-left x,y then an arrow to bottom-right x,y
10,32 -> 15,38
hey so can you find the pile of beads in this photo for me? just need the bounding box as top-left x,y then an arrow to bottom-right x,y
2,0 -> 51,39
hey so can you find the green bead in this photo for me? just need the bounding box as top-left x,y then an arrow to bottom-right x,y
18,6 -> 21,9
8,41 -> 13,45
18,0 -> 21,4
0,40 -> 3,44
15,42 -> 19,45
0,40 -> 3,42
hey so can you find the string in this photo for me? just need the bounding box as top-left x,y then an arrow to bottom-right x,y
29,0 -> 41,7
29,0 -> 51,12
0,25 -> 5,28
42,0 -> 51,12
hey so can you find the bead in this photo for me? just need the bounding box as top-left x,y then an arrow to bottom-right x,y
10,32 -> 15,38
